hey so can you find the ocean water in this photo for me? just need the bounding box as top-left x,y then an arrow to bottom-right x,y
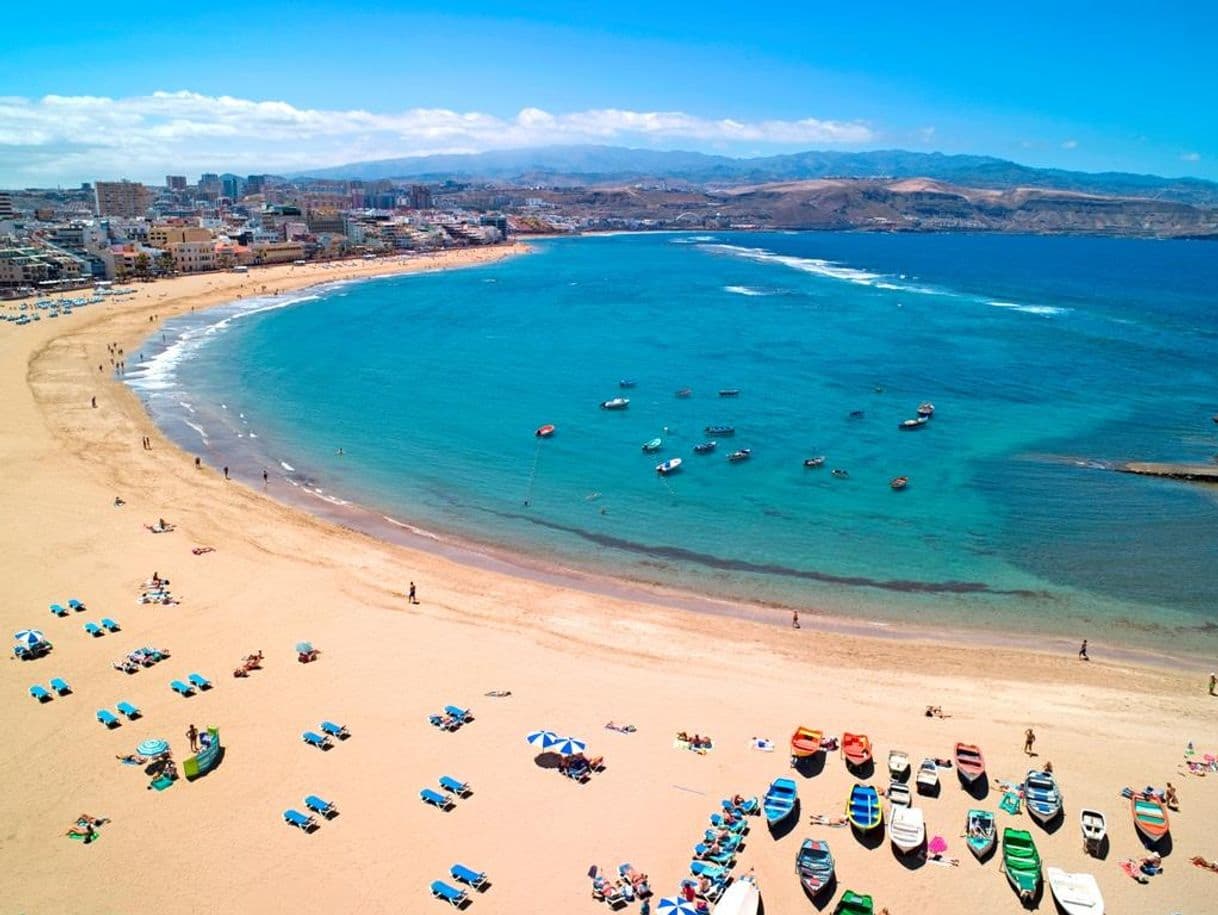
127,233 -> 1218,654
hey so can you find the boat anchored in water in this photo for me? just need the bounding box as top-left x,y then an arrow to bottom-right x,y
675,387 -> 692,398
890,476 -> 909,490
832,468 -> 850,479
656,457 -> 683,475
641,438 -> 662,453
694,441 -> 717,454
704,425 -> 735,436
727,448 -> 751,462
898,416 -> 929,430
719,389 -> 740,397
619,379 -> 637,388
535,424 -> 555,438
917,402 -> 936,417
600,397 -> 630,410
804,456 -> 826,468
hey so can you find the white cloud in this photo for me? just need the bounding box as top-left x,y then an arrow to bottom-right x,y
917,126 -> 936,144
1061,139 -> 1078,150
1181,151 -> 1201,162
0,91 -> 875,185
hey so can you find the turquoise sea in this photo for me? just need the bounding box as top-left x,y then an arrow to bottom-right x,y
128,233 -> 1218,656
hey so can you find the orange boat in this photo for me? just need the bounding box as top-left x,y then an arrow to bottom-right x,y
954,742 -> 986,783
535,424 -> 556,438
842,732 -> 872,769
790,726 -> 824,759
1131,793 -> 1170,843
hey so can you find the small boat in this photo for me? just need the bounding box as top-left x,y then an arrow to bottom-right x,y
954,743 -> 985,784
842,733 -> 872,770
887,749 -> 910,780
762,777 -> 798,828
535,424 -> 555,438
1080,808 -> 1106,857
831,468 -> 849,479
641,438 -> 662,453
790,726 -> 823,760
916,758 -> 939,793
890,476 -> 909,491
656,458 -> 683,475
803,456 -> 826,468
704,425 -> 735,435
1024,769 -> 1062,824
1130,793 -> 1169,843
898,417 -> 929,430
966,808 -> 997,859
1047,867 -> 1105,915
675,387 -> 693,398
848,410 -> 865,419
888,805 -> 925,854
917,402 -> 935,417
846,784 -> 882,831
887,782 -> 912,808
835,890 -> 874,915
600,397 -> 630,410
713,873 -> 760,915
1002,828 -> 1041,903
619,379 -> 636,388
719,389 -> 740,397
693,441 -> 717,454
795,838 -> 834,897
727,449 -> 751,462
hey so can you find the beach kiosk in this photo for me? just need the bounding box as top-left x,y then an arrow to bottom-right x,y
183,726 -> 222,780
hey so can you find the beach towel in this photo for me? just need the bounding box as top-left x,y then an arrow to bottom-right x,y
1000,791 -> 1022,815
750,737 -> 774,751
67,831 -> 101,843
1119,860 -> 1150,883
148,775 -> 175,791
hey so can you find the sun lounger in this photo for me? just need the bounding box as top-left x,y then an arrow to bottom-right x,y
113,659 -> 137,674
439,775 -> 471,797
84,621 -> 104,637
682,876 -> 726,903
703,830 -> 742,852
420,788 -> 455,810
722,796 -> 759,815
283,809 -> 317,831
187,673 -> 211,690
114,700 -> 141,719
451,863 -> 487,889
564,763 -> 591,783
302,731 -> 331,750
320,720 -> 348,739
693,842 -> 735,866
49,603 -> 68,617
68,599 -> 84,610
709,812 -> 748,833
689,860 -> 727,880
444,705 -> 472,722
50,677 -> 71,695
429,714 -> 460,731
430,880 -> 467,907
101,618 -> 120,632
304,795 -> 337,817
170,679 -> 195,697
30,684 -> 52,702
97,709 -> 120,728
593,878 -> 626,907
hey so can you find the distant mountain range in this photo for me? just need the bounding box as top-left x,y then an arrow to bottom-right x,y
294,145 -> 1218,205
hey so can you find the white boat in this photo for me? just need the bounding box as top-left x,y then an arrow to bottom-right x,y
656,458 -> 683,475
1047,867 -> 1104,915
1080,808 -> 1106,856
641,438 -> 662,453
916,758 -> 939,793
600,397 -> 630,410
888,749 -> 910,779
712,873 -> 759,915
888,805 -> 925,853
887,782 -> 912,807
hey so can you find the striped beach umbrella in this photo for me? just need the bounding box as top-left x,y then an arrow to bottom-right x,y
136,738 -> 169,757
14,629 -> 46,646
552,736 -> 587,756
656,897 -> 698,915
526,730 -> 560,750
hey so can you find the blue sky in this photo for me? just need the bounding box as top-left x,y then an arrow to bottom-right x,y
3,1 -> 1216,185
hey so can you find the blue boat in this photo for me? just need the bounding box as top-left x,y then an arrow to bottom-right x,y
763,777 -> 798,827
847,784 -> 883,831
704,425 -> 735,435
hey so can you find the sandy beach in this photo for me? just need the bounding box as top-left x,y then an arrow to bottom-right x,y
3,246 -> 1216,914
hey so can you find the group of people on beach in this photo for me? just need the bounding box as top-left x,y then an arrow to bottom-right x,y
676,731 -> 712,750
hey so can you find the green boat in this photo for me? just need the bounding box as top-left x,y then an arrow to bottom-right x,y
835,890 -> 874,914
1001,827 -> 1041,902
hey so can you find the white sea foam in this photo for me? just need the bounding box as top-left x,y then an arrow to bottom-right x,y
723,285 -> 771,297
988,300 -> 1069,317
382,516 -> 443,541
182,420 -> 209,444
279,461 -> 295,472
703,243 -> 884,287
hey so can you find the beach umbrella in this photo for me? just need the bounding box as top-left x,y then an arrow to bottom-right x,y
552,736 -> 587,756
656,897 -> 698,915
526,730 -> 560,750
295,641 -> 313,654
136,738 -> 169,757
928,835 -> 948,855
14,629 -> 46,646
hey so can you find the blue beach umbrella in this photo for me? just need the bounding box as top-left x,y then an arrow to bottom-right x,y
295,642 -> 313,654
526,730 -> 560,750
552,736 -> 587,756
136,738 -> 169,757
657,897 -> 698,915
14,629 -> 46,646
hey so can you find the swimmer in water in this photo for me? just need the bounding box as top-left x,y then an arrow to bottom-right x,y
337,448 -> 344,456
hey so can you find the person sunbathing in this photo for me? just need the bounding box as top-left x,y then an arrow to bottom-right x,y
731,793 -> 747,808
66,822 -> 96,840
116,754 -> 147,765
1140,852 -> 1163,875
809,814 -> 849,827
1165,782 -> 1178,809
1192,855 -> 1218,872
233,666 -> 249,678
677,731 -> 691,743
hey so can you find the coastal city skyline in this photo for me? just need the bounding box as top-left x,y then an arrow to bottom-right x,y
3,2 -> 1216,185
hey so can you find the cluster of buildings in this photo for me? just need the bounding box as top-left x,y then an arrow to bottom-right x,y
0,174 -> 515,296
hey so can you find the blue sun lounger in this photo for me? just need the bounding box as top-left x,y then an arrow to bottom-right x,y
444,705 -> 472,722
50,677 -> 71,695
283,809 -> 316,831
116,700 -> 141,719
430,880 -> 467,907
49,603 -> 68,617
439,775 -> 471,797
68,599 -> 84,610
420,788 -> 454,810
450,863 -> 487,889
30,684 -> 51,702
101,617 -> 120,632
722,795 -> 759,815
97,708 -> 120,728
320,720 -> 348,739
689,860 -> 727,880
709,812 -> 747,834
305,795 -> 336,817
84,621 -> 103,637
429,714 -> 460,730
302,731 -> 331,749
187,673 -> 211,690
170,679 -> 195,697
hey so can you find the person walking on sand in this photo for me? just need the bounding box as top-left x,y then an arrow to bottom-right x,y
223,466 -> 229,480
792,609 -> 800,629
409,582 -> 418,604
91,396 -> 96,408
1209,672 -> 1216,696
262,469 -> 268,486
1024,727 -> 1036,756
1079,639 -> 1089,661
186,723 -> 199,753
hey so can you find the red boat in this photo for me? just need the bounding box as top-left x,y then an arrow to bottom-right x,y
842,732 -> 872,769
954,742 -> 986,783
891,476 -> 909,490
535,424 -> 555,438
